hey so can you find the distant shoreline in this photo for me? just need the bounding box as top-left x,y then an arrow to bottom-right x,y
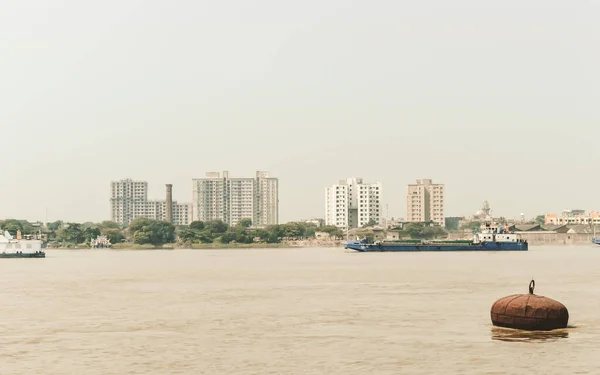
46,241 -> 344,250
45,241 -> 598,250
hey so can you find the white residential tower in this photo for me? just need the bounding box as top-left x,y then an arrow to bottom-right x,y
325,177 -> 381,229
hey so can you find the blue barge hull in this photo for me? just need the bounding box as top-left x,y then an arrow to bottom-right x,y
344,241 -> 528,252
0,252 -> 45,258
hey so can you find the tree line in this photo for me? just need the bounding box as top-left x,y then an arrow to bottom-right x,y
0,218 -> 345,247
0,219 -> 126,247
1,218 -> 458,247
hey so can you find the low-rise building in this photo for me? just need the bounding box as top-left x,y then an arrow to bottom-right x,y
544,210 -> 600,225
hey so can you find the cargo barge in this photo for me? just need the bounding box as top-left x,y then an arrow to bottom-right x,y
344,223 -> 528,252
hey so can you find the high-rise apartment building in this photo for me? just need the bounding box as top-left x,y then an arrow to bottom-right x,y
192,171 -> 279,226
406,179 -> 445,226
110,179 -> 192,226
254,171 -> 279,227
110,179 -> 148,226
325,177 -> 381,229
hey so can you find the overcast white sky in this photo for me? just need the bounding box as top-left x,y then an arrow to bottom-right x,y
1,0 -> 598,223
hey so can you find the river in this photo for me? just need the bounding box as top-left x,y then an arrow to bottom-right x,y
1,246 -> 599,374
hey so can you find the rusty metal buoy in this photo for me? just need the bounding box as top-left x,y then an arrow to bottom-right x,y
490,280 -> 569,331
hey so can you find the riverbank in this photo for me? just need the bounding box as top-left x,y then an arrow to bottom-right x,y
46,238 -> 599,250
113,243 -> 296,250
46,239 -> 345,250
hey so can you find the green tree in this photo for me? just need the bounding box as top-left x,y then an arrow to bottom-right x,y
83,226 -> 101,242
57,223 -> 85,244
254,227 -> 280,243
303,225 -> 317,238
100,221 -> 120,229
47,220 -> 63,232
147,221 -> 175,246
177,225 -> 217,244
196,232 -> 213,243
1,220 -> 23,234
253,229 -> 270,243
404,223 -> 424,238
404,223 -> 447,239
444,217 -> 461,231
189,221 -> 205,231
235,231 -> 253,243
133,230 -> 152,245
129,217 -> 153,234
129,219 -> 175,246
204,220 -> 228,234
281,222 -> 305,238
218,231 -> 237,244
1,219 -> 35,235
178,228 -> 198,243
102,228 -> 125,244
238,218 -> 252,228
535,215 -> 545,225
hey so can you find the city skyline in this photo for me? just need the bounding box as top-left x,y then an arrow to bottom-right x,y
106,171 -> 279,227
1,169 -> 598,224
1,1 -> 598,223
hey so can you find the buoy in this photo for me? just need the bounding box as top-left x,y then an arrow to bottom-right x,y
490,280 -> 569,331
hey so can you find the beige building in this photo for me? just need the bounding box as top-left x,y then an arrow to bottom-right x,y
141,200 -> 192,226
406,179 -> 445,226
110,179 -> 192,226
192,171 -> 279,226
544,210 -> 600,225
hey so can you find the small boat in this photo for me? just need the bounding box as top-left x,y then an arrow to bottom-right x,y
0,230 -> 45,258
90,235 -> 111,249
344,222 -> 528,252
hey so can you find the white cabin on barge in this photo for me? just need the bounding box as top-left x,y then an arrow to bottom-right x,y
474,222 -> 524,244
0,230 -> 44,255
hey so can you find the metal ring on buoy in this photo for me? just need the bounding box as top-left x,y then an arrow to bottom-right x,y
529,279 -> 535,294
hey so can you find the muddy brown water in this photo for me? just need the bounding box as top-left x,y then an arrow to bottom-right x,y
1,246 -> 598,374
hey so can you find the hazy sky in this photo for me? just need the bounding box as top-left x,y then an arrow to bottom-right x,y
1,0 -> 598,223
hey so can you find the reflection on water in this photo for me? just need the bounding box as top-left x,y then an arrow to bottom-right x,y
491,326 -> 570,342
